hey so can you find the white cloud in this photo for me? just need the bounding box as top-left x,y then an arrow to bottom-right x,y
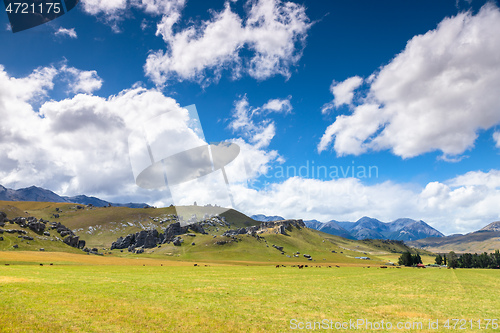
0,65 -> 194,204
54,27 -> 78,38
132,0 -> 185,16
61,66 -> 103,94
80,0 -> 128,30
493,131 -> 500,147
319,4 -> 500,158
325,76 -> 363,112
229,95 -> 291,149
2,65 -> 500,234
262,96 -> 292,114
80,0 -> 127,15
145,0 -> 311,86
318,103 -> 382,154
79,0 -> 187,32
228,168 -> 500,235
227,95 -> 290,183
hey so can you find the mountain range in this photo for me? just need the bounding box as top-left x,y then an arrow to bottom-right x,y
252,214 -> 444,241
0,184 -> 149,208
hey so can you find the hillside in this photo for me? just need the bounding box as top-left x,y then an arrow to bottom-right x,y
409,221 -> 500,253
0,200 -> 434,265
1,201 -> 258,248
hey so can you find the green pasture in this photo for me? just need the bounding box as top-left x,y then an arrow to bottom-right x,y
1,263 -> 498,332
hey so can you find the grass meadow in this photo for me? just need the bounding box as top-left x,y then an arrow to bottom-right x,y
1,253 -> 499,332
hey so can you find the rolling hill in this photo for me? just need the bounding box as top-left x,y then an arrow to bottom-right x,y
0,200 -> 435,265
409,221 -> 500,253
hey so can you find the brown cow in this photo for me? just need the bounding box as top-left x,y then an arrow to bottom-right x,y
298,265 -> 304,269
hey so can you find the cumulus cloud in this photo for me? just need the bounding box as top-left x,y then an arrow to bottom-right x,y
227,95 -> 293,184
321,76 -> 363,114
493,131 -> 500,147
0,65 -> 197,204
80,0 -> 128,30
61,66 -> 103,94
229,95 -> 291,149
226,168 -> 500,235
145,0 -> 311,86
319,4 -> 500,158
2,65 -> 500,234
54,27 -> 77,38
262,96 -> 293,114
132,0 -> 185,15
79,0 -> 185,31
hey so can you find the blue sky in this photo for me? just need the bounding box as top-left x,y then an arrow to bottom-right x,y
1,0 -> 500,234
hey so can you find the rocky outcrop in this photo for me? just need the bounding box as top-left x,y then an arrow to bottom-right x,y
50,222 -> 75,238
0,212 -> 6,227
0,212 -> 86,251
222,219 -> 305,237
63,236 -> 85,249
110,221 -> 207,251
10,216 -> 47,234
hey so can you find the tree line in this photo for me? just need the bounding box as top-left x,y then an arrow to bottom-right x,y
435,250 -> 500,269
397,252 -> 423,266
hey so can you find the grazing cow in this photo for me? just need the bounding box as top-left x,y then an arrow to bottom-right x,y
335,265 -> 340,268
380,266 -> 388,268
276,265 -> 280,268
298,265 -> 304,269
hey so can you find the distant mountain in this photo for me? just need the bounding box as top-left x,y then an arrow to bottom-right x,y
480,221 -> 500,232
409,221 -> 500,253
251,214 -> 285,222
317,220 -> 354,239
0,185 -> 66,203
304,219 -> 353,238
336,221 -> 355,231
0,184 -> 149,208
303,220 -> 323,230
304,216 -> 443,242
388,220 -> 444,241
349,217 -> 389,239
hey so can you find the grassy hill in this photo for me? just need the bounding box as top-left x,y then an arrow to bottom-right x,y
409,231 -> 500,253
141,226 -> 435,265
0,222 -> 83,254
1,200 -> 435,265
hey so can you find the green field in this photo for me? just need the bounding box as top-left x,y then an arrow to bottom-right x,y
1,201 -> 497,332
1,255 -> 499,332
